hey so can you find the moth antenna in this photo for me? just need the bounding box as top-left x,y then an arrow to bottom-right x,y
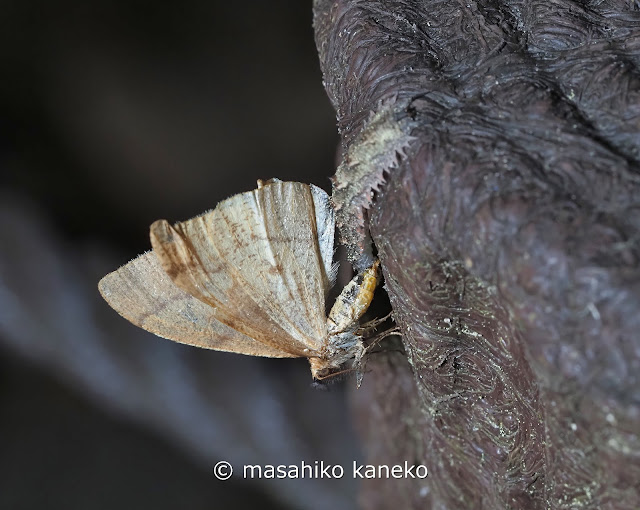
314,367 -> 356,382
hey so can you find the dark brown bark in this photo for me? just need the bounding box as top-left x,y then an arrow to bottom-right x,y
314,1 -> 640,508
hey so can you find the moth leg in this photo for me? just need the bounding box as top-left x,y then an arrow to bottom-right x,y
363,326 -> 401,352
354,327 -> 403,388
356,310 -> 394,335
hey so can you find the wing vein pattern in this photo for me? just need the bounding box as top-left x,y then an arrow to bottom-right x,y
98,251 -> 297,357
149,181 -> 334,356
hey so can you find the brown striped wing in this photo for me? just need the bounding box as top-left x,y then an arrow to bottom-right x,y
149,181 -> 334,357
98,251 -> 298,357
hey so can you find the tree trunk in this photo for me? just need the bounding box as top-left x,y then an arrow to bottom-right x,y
313,1 -> 640,508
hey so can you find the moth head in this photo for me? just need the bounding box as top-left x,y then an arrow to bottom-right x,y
309,356 -> 358,385
309,357 -> 332,381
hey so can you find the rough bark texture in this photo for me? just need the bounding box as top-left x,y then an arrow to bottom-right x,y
314,0 -> 640,508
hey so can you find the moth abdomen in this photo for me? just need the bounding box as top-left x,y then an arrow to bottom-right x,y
350,260 -> 380,320
327,260 -> 381,335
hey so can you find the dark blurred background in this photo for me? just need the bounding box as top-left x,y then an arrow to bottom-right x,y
0,2 -> 361,509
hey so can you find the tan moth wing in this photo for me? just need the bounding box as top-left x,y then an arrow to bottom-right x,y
150,181 -> 335,357
98,251 -> 297,357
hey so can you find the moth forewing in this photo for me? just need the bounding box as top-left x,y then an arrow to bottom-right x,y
254,178 -> 335,286
98,251 -> 297,357
149,217 -> 307,356
246,182 -> 330,342
149,218 -> 218,304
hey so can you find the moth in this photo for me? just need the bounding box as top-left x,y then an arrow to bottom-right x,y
98,179 -> 380,381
